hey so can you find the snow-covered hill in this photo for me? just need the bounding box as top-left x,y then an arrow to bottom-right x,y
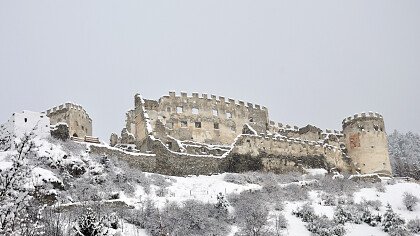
1,134 -> 420,236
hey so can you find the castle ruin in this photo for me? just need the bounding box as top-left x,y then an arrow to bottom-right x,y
108,92 -> 392,176
46,103 -> 93,138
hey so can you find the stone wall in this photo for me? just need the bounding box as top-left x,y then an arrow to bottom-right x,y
342,112 -> 391,175
229,134 -> 353,173
47,103 -> 92,138
137,92 -> 269,146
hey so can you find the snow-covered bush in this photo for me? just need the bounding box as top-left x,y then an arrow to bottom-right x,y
159,200 -> 230,236
407,218 -> 420,234
375,182 -> 386,192
312,174 -> 370,196
307,215 -> 346,236
281,184 -> 309,201
74,207 -> 107,236
275,213 -> 288,230
382,204 -> 408,235
362,199 -> 382,211
292,203 -> 316,223
333,203 -> 381,226
214,192 -> 229,219
231,191 -> 270,236
402,192 -> 419,211
320,192 -> 336,206
224,173 -> 248,185
150,173 -> 175,188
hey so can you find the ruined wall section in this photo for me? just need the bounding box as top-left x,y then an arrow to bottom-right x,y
47,103 -> 92,138
229,134 -> 352,173
144,92 -> 269,145
342,112 -> 392,175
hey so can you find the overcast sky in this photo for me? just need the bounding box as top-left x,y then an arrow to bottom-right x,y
1,0 -> 419,141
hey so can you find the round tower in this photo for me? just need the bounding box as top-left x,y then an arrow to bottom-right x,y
342,112 -> 392,175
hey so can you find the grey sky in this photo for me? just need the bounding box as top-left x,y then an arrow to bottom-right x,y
1,0 -> 419,141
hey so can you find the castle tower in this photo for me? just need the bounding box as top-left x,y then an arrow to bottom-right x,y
342,112 -> 392,175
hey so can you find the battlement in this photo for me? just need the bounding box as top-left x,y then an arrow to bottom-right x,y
342,111 -> 383,127
163,91 -> 268,111
46,102 -> 92,122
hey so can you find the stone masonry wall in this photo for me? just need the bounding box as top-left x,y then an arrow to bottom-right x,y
229,134 -> 353,173
342,112 -> 392,175
142,92 -> 269,145
47,103 -> 92,138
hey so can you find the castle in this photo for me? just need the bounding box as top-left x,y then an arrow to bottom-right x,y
0,93 -> 392,176
46,102 -> 93,138
0,102 -> 97,150
108,92 -> 392,176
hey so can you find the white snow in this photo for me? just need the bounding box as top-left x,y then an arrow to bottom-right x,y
148,173 -> 261,208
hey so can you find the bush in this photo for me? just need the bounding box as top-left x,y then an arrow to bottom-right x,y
310,174 -> 373,196
333,203 -> 382,226
161,200 -> 230,236
307,215 -> 346,236
231,191 -> 270,236
407,218 -> 420,233
362,199 -> 382,211
382,204 -> 407,234
320,193 -> 336,206
292,203 -> 316,223
276,213 -> 288,230
74,208 -> 106,236
224,173 -> 247,185
403,192 -> 419,211
150,174 -> 175,188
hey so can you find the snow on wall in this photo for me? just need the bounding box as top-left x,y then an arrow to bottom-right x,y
12,110 -> 50,139
0,111 -> 50,149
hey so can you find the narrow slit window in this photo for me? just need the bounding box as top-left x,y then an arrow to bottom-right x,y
24,118 -> 27,123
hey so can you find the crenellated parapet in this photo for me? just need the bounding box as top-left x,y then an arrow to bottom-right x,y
46,102 -> 93,138
162,91 -> 268,111
46,102 -> 92,122
342,112 -> 383,129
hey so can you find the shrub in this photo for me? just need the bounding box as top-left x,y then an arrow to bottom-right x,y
362,199 -> 382,211
74,208 -> 106,236
320,193 -> 336,206
278,184 -> 309,202
231,191 -> 270,236
224,173 -> 247,185
403,192 -> 419,211
292,203 -> 316,223
150,174 -> 175,188
333,203 -> 382,226
407,218 -> 420,234
382,204 -> 406,234
375,182 -> 386,192
276,213 -> 288,230
307,215 -> 346,236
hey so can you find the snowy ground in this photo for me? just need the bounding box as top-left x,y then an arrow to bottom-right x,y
1,136 -> 420,236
